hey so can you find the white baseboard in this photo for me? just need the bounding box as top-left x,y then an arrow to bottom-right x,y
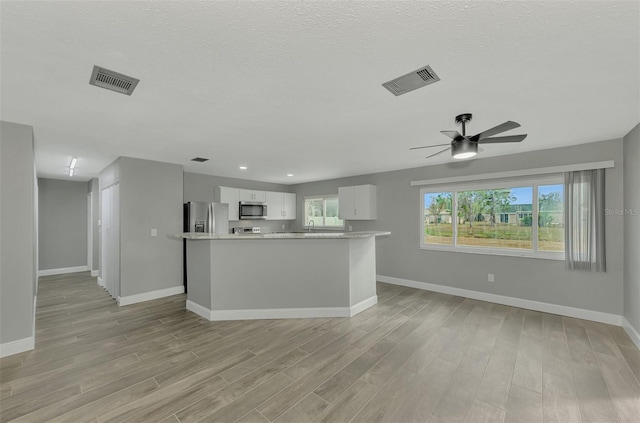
350,295 -> 378,317
377,275 -> 623,327
186,300 -> 213,320
0,337 -> 34,358
38,265 -> 89,277
118,286 -> 184,307
622,318 -> 640,350
97,277 -> 104,287
91,270 -> 99,277
186,295 -> 378,321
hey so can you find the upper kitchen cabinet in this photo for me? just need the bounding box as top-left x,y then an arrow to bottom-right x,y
266,191 -> 296,220
238,189 -> 266,202
338,184 -> 377,220
216,186 -> 240,221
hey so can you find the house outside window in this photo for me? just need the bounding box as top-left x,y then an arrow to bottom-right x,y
421,175 -> 564,259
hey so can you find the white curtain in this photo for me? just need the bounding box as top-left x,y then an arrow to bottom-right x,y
564,169 -> 606,272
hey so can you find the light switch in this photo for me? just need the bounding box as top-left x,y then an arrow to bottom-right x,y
151,228 -> 157,237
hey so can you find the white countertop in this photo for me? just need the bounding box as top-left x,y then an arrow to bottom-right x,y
177,231 -> 390,240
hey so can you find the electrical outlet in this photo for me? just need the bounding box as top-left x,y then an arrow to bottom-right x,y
488,273 -> 495,282
151,228 -> 157,237
349,225 -> 353,232
282,224 -> 285,230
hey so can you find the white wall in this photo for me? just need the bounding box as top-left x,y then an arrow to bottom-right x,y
0,121 -> 36,356
292,138 -> 625,319
623,123 -> 640,342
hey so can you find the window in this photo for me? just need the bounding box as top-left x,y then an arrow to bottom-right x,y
304,195 -> 344,228
420,175 -> 564,259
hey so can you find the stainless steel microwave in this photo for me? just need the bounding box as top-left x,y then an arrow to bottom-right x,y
239,201 -> 267,220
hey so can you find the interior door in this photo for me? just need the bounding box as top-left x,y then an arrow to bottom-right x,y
100,183 -> 120,299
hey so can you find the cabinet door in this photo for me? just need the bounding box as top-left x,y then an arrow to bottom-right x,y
218,187 -> 240,221
339,185 -> 376,220
265,191 -> 283,220
282,192 -> 296,220
354,185 -> 377,219
239,189 -> 266,202
338,186 -> 355,220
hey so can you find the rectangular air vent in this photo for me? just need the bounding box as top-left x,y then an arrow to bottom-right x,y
89,65 -> 140,96
382,65 -> 440,96
190,157 -> 209,162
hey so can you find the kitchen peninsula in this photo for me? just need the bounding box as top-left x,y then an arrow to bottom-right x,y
179,231 -> 390,321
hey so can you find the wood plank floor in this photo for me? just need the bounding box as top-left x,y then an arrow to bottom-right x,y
1,272 -> 639,423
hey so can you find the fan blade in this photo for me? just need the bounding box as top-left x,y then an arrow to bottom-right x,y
470,121 -> 520,142
478,134 -> 527,144
441,130 -> 464,141
425,147 -> 451,159
409,143 -> 451,150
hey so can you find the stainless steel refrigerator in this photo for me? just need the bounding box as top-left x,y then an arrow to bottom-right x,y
183,202 -> 229,291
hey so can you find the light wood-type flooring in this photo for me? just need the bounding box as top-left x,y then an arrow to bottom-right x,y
1,272 -> 639,422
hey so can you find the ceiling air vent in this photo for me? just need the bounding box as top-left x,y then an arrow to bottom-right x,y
89,65 -> 140,96
190,157 -> 209,162
382,65 -> 440,96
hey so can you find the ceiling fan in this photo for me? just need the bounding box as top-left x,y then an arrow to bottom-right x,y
411,113 -> 527,160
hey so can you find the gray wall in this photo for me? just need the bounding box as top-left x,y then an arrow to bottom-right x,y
38,178 -> 88,271
0,121 -> 36,348
184,172 -> 295,233
291,138 -> 625,316
119,157 -> 183,297
623,123 -> 640,335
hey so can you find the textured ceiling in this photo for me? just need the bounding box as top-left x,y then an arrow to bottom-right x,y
1,1 -> 638,184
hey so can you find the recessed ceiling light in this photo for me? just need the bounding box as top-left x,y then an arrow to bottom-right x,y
239,166 -> 248,170
287,174 -> 294,177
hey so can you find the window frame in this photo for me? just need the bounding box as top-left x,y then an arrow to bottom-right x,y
303,194 -> 345,229
419,174 -> 565,260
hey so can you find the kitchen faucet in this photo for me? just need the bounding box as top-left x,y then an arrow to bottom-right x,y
308,220 -> 314,232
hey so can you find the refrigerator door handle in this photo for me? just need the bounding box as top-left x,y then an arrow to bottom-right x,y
207,203 -> 214,233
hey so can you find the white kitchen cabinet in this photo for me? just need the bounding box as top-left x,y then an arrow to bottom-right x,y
282,192 -> 296,220
239,189 -> 266,202
265,191 -> 296,220
338,184 -> 377,220
216,186 -> 240,221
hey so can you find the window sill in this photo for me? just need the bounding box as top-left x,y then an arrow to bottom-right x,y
419,245 -> 564,261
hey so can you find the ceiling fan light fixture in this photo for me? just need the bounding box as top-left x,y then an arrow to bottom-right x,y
451,140 -> 477,160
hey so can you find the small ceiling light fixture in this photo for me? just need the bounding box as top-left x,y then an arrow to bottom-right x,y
239,166 -> 248,170
451,140 -> 478,160
190,157 -> 209,162
69,157 -> 78,176
287,173 -> 294,177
